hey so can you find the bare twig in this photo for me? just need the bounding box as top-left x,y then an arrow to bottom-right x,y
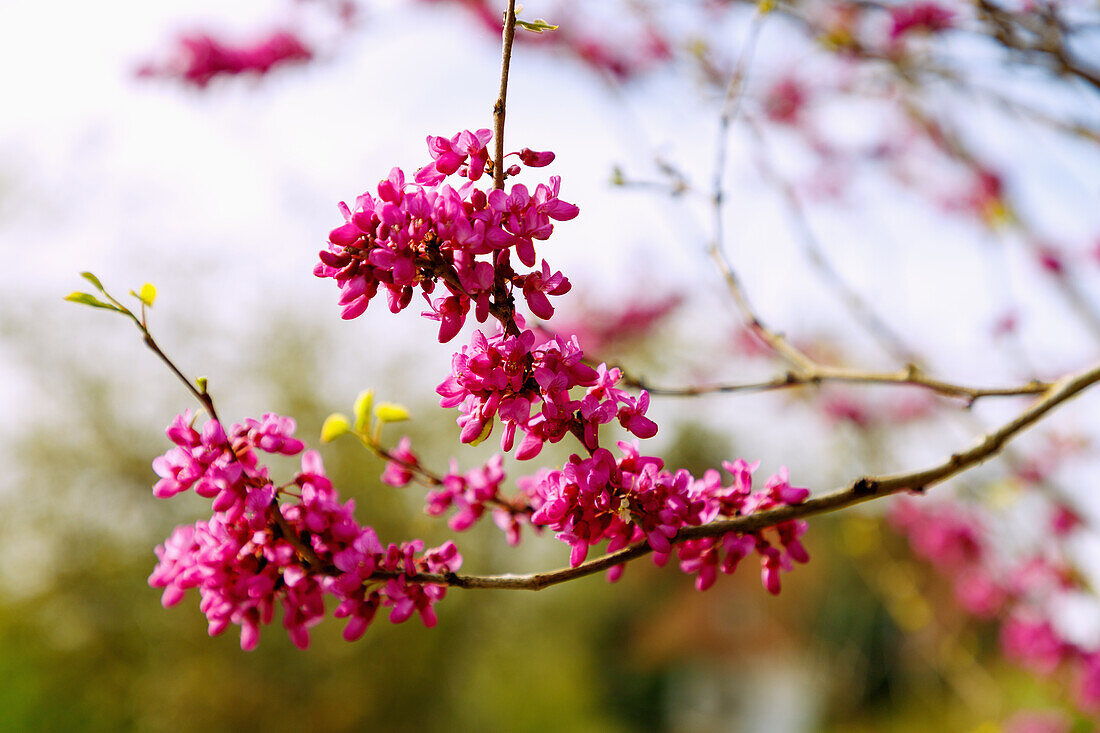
974,0 -> 1100,94
743,112 -> 920,365
492,0 -> 518,191
620,365 -> 1051,404
710,11 -> 817,371
899,97 -> 1100,346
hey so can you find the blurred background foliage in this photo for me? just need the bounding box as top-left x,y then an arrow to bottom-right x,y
0,302 -> 1085,732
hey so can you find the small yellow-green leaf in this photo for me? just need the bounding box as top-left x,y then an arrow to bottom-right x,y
516,17 -> 558,33
80,272 -> 106,292
196,376 -> 209,394
374,403 -> 410,423
468,418 -> 494,447
320,413 -> 351,443
138,282 -> 157,307
353,389 -> 374,432
65,292 -> 122,312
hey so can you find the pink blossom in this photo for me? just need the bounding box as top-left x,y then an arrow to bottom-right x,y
315,131 -> 578,342
138,31 -> 312,87
1051,504 -> 1084,536
440,325 -> 668,459
381,437 -> 421,488
521,260 -> 571,319
523,442 -> 809,592
1000,615 -> 1069,674
889,2 -> 954,40
763,77 -> 808,126
150,414 -> 462,650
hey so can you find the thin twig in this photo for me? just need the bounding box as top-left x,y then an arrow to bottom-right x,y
493,0 -> 518,191
743,112 -> 920,365
620,366 -> 1051,404
710,10 -> 816,371
899,97 -> 1100,346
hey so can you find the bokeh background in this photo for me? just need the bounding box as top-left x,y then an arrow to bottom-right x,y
3,0 -> 1100,729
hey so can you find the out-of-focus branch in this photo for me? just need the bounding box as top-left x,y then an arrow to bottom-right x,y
710,10 -> 818,372
620,365 -> 1051,404
899,98 -> 1100,346
743,112 -> 920,365
975,0 -> 1100,94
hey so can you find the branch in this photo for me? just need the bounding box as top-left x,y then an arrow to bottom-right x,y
393,357 -> 1100,591
898,97 -> 1100,346
709,11 -> 817,372
620,365 -> 1051,404
743,112 -> 919,365
974,0 -> 1100,94
493,0 -> 518,191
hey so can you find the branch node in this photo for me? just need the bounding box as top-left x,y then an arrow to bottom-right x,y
852,478 -> 877,495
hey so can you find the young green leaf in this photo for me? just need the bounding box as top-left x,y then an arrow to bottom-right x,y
320,413 -> 351,443
374,403 -> 410,423
80,272 -> 106,292
353,389 -> 375,432
516,18 -> 559,33
65,292 -> 122,312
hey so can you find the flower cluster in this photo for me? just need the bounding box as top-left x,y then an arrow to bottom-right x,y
151,119 -> 819,653
380,440 -> 535,546
890,497 -> 1100,712
137,31 -> 312,87
889,498 -> 1005,617
889,2 -> 955,41
314,129 -> 578,342
437,326 -> 657,459
522,444 -> 809,592
677,463 -> 811,595
149,412 -> 461,650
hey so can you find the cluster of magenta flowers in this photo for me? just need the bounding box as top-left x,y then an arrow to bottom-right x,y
524,448 -> 809,591
149,411 -> 460,650
888,1 -> 955,41
381,446 -> 535,546
137,31 -> 312,88
376,435 -> 810,593
314,129 -> 578,343
436,324 -> 657,459
890,498 -> 1100,711
148,130 -> 816,651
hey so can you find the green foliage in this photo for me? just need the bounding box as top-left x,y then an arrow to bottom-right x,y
515,18 -> 558,33
64,292 -> 122,312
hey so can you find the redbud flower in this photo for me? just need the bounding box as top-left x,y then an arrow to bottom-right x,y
139,31 -> 312,88
889,2 -> 954,40
150,413 -> 462,650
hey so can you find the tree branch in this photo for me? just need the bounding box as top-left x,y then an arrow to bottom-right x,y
394,358 -> 1100,591
493,0 -> 518,191
620,365 -> 1051,404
